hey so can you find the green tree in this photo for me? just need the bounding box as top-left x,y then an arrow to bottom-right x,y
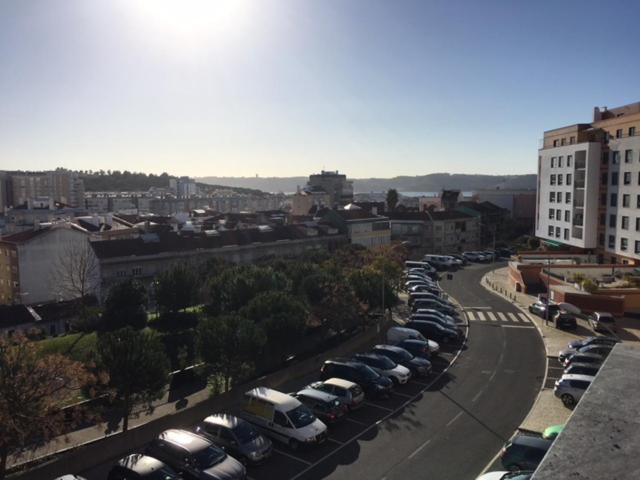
196,314 -> 265,390
311,281 -> 363,336
154,265 -> 198,315
0,334 -> 92,479
242,291 -> 307,364
386,188 -> 399,211
97,328 -> 170,432
102,280 -> 148,330
348,268 -> 397,311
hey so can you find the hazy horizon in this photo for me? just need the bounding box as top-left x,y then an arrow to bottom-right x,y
2,0 -> 639,177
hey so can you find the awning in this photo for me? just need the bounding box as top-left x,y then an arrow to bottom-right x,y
542,239 -> 564,247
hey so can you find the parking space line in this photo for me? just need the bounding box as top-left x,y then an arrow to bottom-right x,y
407,438 -> 432,460
410,379 -> 430,386
363,401 -> 394,412
272,448 -> 313,466
343,417 -> 370,427
392,391 -> 414,398
471,389 -> 484,403
327,437 -> 344,445
446,411 -> 464,427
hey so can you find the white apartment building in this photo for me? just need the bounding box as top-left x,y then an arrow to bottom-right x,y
535,102 -> 640,264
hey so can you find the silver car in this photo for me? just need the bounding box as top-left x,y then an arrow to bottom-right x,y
554,374 -> 595,408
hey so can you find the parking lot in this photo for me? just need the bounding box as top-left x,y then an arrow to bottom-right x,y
544,358 -> 564,389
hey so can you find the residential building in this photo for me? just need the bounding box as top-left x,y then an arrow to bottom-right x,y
306,170 -> 354,207
319,205 -> 391,248
456,201 -> 509,247
6,169 -> 85,208
389,210 -> 480,253
0,222 -> 96,305
535,102 -> 640,263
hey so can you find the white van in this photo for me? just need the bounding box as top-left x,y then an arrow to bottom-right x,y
386,326 -> 440,354
241,387 -> 328,450
423,255 -> 456,270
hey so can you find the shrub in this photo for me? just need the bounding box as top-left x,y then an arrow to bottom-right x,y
581,279 -> 598,293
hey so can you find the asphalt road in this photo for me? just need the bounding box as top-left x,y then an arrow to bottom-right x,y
80,262 -> 545,480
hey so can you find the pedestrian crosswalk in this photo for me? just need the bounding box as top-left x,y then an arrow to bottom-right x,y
465,310 -> 532,324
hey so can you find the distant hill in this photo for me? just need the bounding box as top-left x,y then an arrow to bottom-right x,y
196,173 -> 537,193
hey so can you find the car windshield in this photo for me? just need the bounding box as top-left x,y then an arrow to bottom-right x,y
375,356 -> 396,369
286,405 -> 316,428
146,467 -> 180,480
232,421 -> 259,444
193,445 -> 226,469
394,349 -> 413,361
358,364 -> 380,381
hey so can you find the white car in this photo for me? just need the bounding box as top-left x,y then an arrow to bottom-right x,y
353,353 -> 412,384
475,471 -> 533,479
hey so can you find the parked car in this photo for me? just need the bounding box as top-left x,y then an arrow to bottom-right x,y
500,434 -> 553,471
562,352 -> 605,367
55,476 -> 89,480
568,336 -> 619,350
352,353 -> 412,384
414,308 -> 459,322
405,319 -> 461,344
554,374 -> 595,408
107,454 -> 180,480
411,299 -> 458,316
320,359 -> 393,398
558,344 -> 613,362
146,429 -> 246,480
475,471 -> 533,480
552,311 -> 577,330
371,344 -> 432,376
411,313 -> 458,329
542,424 -> 564,440
462,251 -> 485,262
408,284 -> 442,296
194,414 -> 272,465
563,362 -> 600,377
589,312 -> 617,333
292,389 -> 348,425
241,387 -> 327,449
528,301 -> 560,320
397,338 -> 437,359
409,291 -> 454,307
447,253 -> 468,266
306,378 -> 365,411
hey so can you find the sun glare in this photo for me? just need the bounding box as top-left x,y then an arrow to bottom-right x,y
124,0 -> 252,53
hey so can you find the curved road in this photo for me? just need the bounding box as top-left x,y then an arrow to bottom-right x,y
297,263 -> 545,480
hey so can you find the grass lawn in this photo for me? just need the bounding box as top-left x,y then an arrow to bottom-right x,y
37,332 -> 98,363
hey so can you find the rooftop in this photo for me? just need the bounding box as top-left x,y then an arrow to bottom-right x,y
532,344 -> 640,479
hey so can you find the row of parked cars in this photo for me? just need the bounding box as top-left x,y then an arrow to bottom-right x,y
528,298 -> 617,333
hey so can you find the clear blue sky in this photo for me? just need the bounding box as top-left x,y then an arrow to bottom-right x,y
1,0 -> 639,178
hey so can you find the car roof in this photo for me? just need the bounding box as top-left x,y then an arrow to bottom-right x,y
559,374 -> 596,382
373,344 -> 404,353
116,454 -> 167,475
399,338 -> 426,345
354,352 -> 386,361
158,430 -> 211,451
296,388 -> 337,402
565,363 -> 599,371
245,387 -> 300,410
510,434 -> 553,449
571,352 -> 605,359
203,413 -> 243,429
323,377 -> 357,389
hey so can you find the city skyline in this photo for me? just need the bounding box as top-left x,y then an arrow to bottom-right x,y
1,0 -> 639,178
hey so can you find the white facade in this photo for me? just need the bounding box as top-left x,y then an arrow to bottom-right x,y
347,220 -> 391,248
604,136 -> 640,260
535,143 -> 601,248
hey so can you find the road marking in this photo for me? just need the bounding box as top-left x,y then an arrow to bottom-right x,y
507,312 -> 519,322
446,411 -> 464,427
518,312 -> 531,323
466,306 -> 492,310
466,311 -> 476,320
497,312 -> 508,321
410,379 -> 430,386
501,324 -> 536,329
343,417 -> 369,427
363,401 -> 394,412
471,389 -> 484,403
486,311 -> 497,321
273,448 -> 313,466
476,311 -> 486,321
327,437 -> 344,445
407,438 -> 432,459
392,391 -> 413,399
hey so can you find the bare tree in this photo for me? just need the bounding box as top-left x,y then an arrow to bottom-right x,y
51,239 -> 100,303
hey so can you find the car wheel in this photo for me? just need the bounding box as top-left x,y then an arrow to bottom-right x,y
561,394 -> 576,408
288,439 -> 300,451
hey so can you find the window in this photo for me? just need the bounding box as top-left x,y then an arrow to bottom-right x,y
624,172 -> 632,185
608,235 -> 615,249
625,150 -> 633,163
561,138 -> 566,146
558,156 -> 563,167
611,171 -> 619,185
116,270 -> 127,278
636,241 -> 640,254
131,267 -> 142,276
549,192 -> 555,202
570,136 -> 576,144
630,127 -> 636,137
550,157 -> 555,167
622,216 -> 629,229
564,228 -> 569,240
555,226 -> 560,237
553,140 -> 559,147
549,209 -> 555,219
600,213 -> 606,226
557,192 -> 562,203
273,411 -> 289,428
612,151 -> 620,164
565,192 -> 571,203
556,209 -> 561,219
621,237 -> 628,251
564,210 -> 570,222
609,215 -> 617,228
548,225 -> 554,236
623,194 -> 630,207
566,173 -> 572,185
616,129 -> 623,139
636,218 -> 640,231
599,233 -> 605,246
550,174 -> 556,185
637,195 -> 640,208
611,193 -> 618,207
558,175 -> 563,185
